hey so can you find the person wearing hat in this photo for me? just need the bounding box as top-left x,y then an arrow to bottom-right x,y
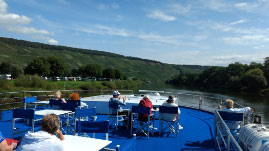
109,91 -> 129,120
161,95 -> 181,122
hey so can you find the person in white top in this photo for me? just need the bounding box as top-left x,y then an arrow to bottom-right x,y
218,99 -> 253,129
161,95 -> 183,130
17,114 -> 69,151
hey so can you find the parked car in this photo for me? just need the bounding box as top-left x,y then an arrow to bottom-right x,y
0,74 -> 11,80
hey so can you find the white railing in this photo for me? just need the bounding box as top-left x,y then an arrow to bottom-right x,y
214,109 -> 243,151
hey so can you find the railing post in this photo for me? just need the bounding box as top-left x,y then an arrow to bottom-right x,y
227,135 -> 230,151
199,96 -> 202,109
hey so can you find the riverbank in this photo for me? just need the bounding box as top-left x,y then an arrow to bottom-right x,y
0,75 -> 141,92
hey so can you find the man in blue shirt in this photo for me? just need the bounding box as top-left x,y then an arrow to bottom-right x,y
109,91 -> 130,128
109,91 -> 127,114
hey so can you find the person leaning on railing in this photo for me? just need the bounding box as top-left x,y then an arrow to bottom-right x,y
218,99 -> 254,129
17,114 -> 68,151
0,131 -> 17,151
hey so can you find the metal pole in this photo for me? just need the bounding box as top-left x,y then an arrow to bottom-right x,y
199,96 -> 202,109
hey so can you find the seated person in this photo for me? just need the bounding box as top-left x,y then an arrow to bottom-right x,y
69,92 -> 87,107
161,95 -> 181,121
54,91 -> 66,103
218,99 -> 253,129
17,114 -> 68,151
161,95 -> 183,130
138,95 -> 153,121
0,131 -> 17,151
51,91 -> 66,109
109,91 -> 128,115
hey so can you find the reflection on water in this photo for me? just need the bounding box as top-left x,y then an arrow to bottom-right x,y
141,83 -> 269,125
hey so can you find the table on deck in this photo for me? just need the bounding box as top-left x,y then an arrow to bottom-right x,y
35,109 -> 71,116
64,135 -> 112,151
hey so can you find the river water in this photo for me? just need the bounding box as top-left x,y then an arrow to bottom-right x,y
140,83 -> 269,125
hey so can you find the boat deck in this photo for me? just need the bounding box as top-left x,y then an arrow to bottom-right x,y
0,106 -> 215,151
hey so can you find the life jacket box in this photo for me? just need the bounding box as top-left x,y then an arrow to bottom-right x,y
238,124 -> 269,151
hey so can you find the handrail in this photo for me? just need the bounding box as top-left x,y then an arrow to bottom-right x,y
0,89 -> 133,111
214,109 -> 243,151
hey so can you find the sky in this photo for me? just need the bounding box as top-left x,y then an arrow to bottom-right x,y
1,0 -> 269,66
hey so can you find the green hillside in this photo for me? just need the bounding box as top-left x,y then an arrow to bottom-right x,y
0,37 -> 209,83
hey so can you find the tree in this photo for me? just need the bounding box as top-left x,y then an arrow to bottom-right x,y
11,66 -> 23,79
47,56 -> 67,77
102,68 -> 115,79
24,57 -> 50,76
114,69 -> 124,79
226,62 -> 247,77
0,62 -> 22,79
248,62 -> 263,70
71,69 -> 79,77
242,68 -> 267,92
82,64 -> 102,78
0,62 -> 12,74
264,57 -> 269,82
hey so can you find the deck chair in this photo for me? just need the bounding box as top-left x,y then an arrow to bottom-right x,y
108,102 -> 129,130
76,120 -> 109,140
49,98 -> 62,109
72,108 -> 97,136
60,101 -> 79,112
12,108 -> 38,138
131,105 -> 154,139
24,96 -> 37,109
218,110 -> 244,138
159,106 -> 181,136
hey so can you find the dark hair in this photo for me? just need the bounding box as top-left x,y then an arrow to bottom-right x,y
41,113 -> 60,134
167,95 -> 174,103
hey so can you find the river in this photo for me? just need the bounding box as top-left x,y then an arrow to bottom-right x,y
140,83 -> 269,125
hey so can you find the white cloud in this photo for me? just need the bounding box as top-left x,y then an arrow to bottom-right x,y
234,1 -> 269,13
138,33 -> 181,45
223,35 -> 269,45
47,38 -> 58,45
77,25 -> 131,37
229,19 -> 247,25
200,0 -> 231,12
112,2 -> 119,9
97,4 -> 108,10
6,26 -> 51,35
0,0 -> 7,14
170,3 -> 191,15
234,2 -> 257,11
147,10 -> 176,22
0,0 -> 58,45
212,54 -> 264,65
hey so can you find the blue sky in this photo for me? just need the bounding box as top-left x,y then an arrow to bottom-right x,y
1,0 -> 269,66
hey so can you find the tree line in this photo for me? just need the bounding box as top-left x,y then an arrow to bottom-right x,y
0,56 -> 128,80
166,57 -> 269,95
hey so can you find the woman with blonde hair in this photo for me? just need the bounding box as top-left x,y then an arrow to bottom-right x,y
54,91 -> 66,103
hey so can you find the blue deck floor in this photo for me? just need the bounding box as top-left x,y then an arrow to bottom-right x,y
0,106 -> 215,151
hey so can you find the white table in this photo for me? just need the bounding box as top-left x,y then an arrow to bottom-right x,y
35,109 -> 71,116
34,100 -> 49,104
64,135 -> 112,151
33,101 -> 50,108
